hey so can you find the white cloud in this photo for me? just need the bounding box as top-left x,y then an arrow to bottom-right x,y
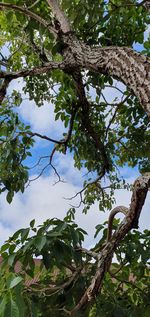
0,175 -> 103,247
101,80 -> 125,104
8,79 -> 65,138
53,153 -> 87,186
0,172 -> 149,248
0,223 -> 12,245
19,99 -> 65,138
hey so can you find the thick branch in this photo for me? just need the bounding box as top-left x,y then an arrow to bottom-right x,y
72,71 -> 110,173
0,61 -> 65,80
0,61 -> 66,103
69,173 -> 150,315
3,46 -> 149,119
86,46 -> 150,119
62,34 -> 150,119
106,206 -> 128,242
1,33 -> 150,119
46,0 -> 71,33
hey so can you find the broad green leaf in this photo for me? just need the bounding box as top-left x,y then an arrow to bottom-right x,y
0,296 -> 7,316
34,236 -> 46,252
9,276 -> 23,289
4,296 -> 19,317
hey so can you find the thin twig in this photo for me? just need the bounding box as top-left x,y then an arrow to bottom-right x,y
26,131 -> 64,144
75,247 -> 98,259
65,173 -> 105,201
105,94 -> 130,140
28,0 -> 41,9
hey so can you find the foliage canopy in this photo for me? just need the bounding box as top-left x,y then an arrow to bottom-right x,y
0,0 -> 150,316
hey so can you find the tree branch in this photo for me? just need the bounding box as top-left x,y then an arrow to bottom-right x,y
0,2 -> 57,36
26,131 -> 64,144
75,247 -> 99,259
0,61 -> 66,80
27,266 -> 82,295
68,173 -> 150,315
105,94 -> 131,141
1,5 -> 149,124
0,78 -> 12,104
63,35 -> 150,119
85,46 -> 150,119
60,103 -> 79,153
46,0 -> 71,33
71,71 -> 110,173
28,0 -> 41,9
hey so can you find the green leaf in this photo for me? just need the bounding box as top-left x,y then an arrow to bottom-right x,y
0,296 -> 7,316
94,224 -> 104,238
34,236 -> 47,252
7,254 -> 16,266
21,228 -> 30,243
30,219 -> 35,228
0,243 -> 10,252
6,191 -> 14,204
4,296 -> 19,317
9,276 -> 23,289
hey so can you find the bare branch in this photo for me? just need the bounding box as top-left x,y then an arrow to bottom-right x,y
29,155 -> 50,170
104,85 -> 125,95
106,206 -> 128,242
49,146 -> 62,183
26,131 -> 64,144
28,145 -> 63,184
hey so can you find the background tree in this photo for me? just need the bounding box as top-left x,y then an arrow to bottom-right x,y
0,0 -> 150,316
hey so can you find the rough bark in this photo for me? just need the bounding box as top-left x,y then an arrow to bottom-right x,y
1,39 -> 150,118
46,0 -> 71,33
61,34 -> 150,119
106,206 -> 129,242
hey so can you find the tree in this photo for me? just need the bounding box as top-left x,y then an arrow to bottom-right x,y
0,0 -> 150,316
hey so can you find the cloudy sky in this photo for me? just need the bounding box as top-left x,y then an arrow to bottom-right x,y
0,76 -> 149,249
0,25 -> 150,248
